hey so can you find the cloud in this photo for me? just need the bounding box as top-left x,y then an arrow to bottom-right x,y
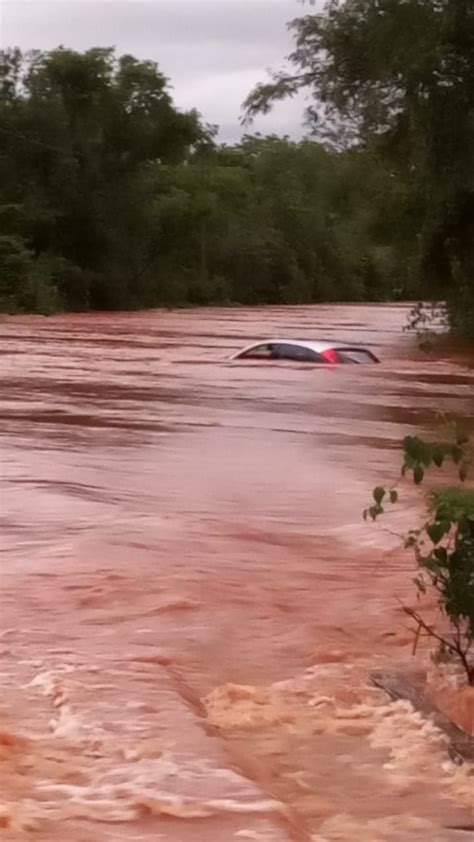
0,0 -> 317,141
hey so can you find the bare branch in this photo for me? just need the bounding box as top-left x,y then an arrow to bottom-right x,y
403,605 -> 474,686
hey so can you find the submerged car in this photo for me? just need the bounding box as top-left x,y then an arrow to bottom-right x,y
231,340 -> 379,364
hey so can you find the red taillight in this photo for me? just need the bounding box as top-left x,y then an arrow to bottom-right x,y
321,349 -> 339,364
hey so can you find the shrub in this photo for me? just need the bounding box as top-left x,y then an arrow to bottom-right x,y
365,427 -> 474,685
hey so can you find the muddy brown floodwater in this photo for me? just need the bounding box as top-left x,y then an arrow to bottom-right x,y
0,304 -> 473,842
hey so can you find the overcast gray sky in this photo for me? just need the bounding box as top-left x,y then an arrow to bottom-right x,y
0,0 -> 322,142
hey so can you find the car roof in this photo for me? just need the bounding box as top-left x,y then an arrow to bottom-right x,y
232,339 -> 336,357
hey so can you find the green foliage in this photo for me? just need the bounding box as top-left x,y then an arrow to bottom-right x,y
0,47 -> 204,313
0,46 -> 423,313
147,137 -> 411,306
1,27 -> 471,316
430,487 -> 474,524
363,482 -> 398,522
401,432 -> 471,484
0,234 -> 62,313
246,0 -> 474,338
366,426 -> 474,685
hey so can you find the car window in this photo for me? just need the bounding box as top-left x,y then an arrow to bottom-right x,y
238,344 -> 274,359
336,348 -> 379,364
271,343 -> 320,362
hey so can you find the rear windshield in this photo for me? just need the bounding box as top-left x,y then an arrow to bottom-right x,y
271,343 -> 320,362
337,348 -> 379,364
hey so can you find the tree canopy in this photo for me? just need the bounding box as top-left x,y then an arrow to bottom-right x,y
246,0 -> 474,336
0,47 -> 205,311
0,24 -> 472,333
0,46 -> 417,313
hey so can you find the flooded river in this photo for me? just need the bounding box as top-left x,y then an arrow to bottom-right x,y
0,304 -> 473,841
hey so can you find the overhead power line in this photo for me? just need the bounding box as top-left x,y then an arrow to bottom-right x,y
0,124 -> 69,154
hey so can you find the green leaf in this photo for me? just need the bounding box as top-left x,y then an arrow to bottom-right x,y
432,447 -> 444,468
426,521 -> 449,545
419,443 -> 433,468
456,429 -> 469,446
413,464 -> 424,485
373,486 -> 386,505
389,489 -> 398,504
459,463 -> 468,482
403,437 -> 432,467
403,436 -> 419,460
404,532 -> 419,549
433,547 -> 448,565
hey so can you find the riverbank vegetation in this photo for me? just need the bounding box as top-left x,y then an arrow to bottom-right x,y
247,0 -> 474,337
367,428 -> 474,687
0,47 -> 417,314
0,1 -> 473,336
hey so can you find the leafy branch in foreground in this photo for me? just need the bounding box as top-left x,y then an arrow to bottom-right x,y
366,426 -> 474,686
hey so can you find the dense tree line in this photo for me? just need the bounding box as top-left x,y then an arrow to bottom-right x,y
0,1 -> 472,337
0,46 -> 414,314
0,47 -> 205,312
247,0 -> 474,337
